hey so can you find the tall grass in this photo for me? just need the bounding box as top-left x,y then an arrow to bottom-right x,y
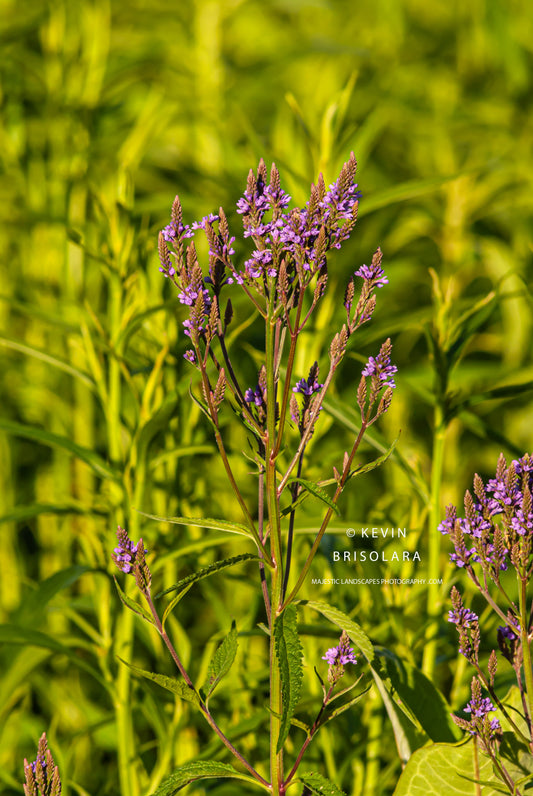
1,0 -> 532,793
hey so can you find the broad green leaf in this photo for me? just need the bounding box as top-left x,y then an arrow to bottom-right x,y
118,658 -> 200,707
393,739 -> 513,796
0,418 -> 120,482
297,771 -> 347,795
150,761 -> 266,796
372,669 -> 424,764
155,553 -> 258,599
205,621 -> 238,701
113,576 -> 155,624
300,601 -> 374,663
139,512 -> 253,539
274,604 -> 303,753
285,477 -> 339,515
373,648 -> 459,743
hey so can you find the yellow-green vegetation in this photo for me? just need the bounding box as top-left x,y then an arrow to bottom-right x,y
1,1 -> 532,794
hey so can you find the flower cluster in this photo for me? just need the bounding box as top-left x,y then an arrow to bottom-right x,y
112,526 -> 151,595
356,338 -> 397,423
322,631 -> 357,684
443,453 -> 533,765
453,678 -> 501,750
23,733 -> 62,796
448,586 -> 480,663
290,362 -> 323,433
158,155 -> 374,349
439,453 -> 533,578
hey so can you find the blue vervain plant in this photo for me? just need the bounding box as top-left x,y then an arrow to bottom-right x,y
441,453 -> 533,795
113,155 -> 397,796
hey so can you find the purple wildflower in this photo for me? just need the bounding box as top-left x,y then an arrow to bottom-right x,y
184,350 -> 197,364
362,343 -> 397,389
323,643 -> 357,666
448,606 -> 478,626
244,386 -> 264,407
293,371 -> 323,397
322,631 -> 357,686
23,733 -> 62,796
355,261 -> 388,288
112,526 -> 147,575
464,696 -> 496,719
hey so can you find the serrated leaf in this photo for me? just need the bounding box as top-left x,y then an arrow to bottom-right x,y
274,604 -> 303,753
205,621 -> 238,701
393,739 -> 512,796
298,770 -> 347,795
285,477 -> 339,515
155,553 -> 258,599
139,512 -> 254,539
0,418 -> 120,481
150,761 -> 265,796
300,601 -> 374,663
117,657 -> 200,706
113,576 -> 155,625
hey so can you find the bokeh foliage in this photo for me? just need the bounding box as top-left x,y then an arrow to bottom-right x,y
1,0 -> 532,793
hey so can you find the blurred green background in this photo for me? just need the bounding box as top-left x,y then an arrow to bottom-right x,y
1,0 -> 532,794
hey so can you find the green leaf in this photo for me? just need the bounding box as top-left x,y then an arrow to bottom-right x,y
113,576 -> 155,625
0,502 -> 106,524
285,477 -> 339,515
150,761 -> 265,796
347,433 -> 399,480
13,565 -> 90,627
371,669 -> 424,764
117,658 -> 200,707
297,771 -> 347,795
0,336 -> 96,391
357,171 -> 474,217
372,648 -> 459,743
0,625 -> 110,691
0,418 -> 120,482
393,739 -> 512,796
205,621 -> 239,701
325,683 -> 372,723
300,601 -> 374,663
155,553 -> 258,599
0,624 -> 67,653
274,604 -> 303,753
139,512 -> 254,539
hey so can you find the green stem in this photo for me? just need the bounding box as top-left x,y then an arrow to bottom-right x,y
422,406 -> 446,677
518,576 -> 533,742
282,420 -> 368,610
107,273 -> 139,796
265,311 -> 284,795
